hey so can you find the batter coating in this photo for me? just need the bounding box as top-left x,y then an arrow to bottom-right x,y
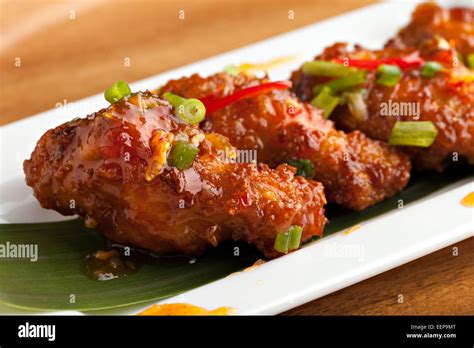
386,3 -> 474,58
160,73 -> 411,211
24,92 -> 326,258
291,41 -> 474,171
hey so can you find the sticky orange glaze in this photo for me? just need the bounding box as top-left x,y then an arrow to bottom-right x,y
343,224 -> 362,236
137,303 -> 234,316
160,73 -> 411,211
386,3 -> 474,57
243,258 -> 266,271
461,192 -> 474,207
228,56 -> 299,74
291,42 -> 474,171
24,92 -> 326,258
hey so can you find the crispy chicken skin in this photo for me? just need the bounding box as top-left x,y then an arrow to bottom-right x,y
24,92 -> 326,258
385,3 -> 474,58
291,42 -> 474,171
160,73 -> 411,211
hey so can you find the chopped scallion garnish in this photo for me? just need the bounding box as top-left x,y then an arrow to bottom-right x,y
168,141 -> 199,170
288,226 -> 303,250
163,92 -> 206,125
467,53 -> 474,69
311,86 -> 340,118
286,159 -> 315,178
104,80 -> 131,103
162,92 -> 184,108
274,225 -> 303,254
376,64 -> 401,87
313,71 -> 367,95
223,65 -> 240,76
344,89 -> 368,122
274,232 -> 290,253
302,61 -> 354,77
389,121 -> 438,147
421,61 -> 442,77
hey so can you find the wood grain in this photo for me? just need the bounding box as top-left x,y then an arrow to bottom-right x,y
284,237 -> 474,315
0,0 -> 375,124
1,0 -> 473,315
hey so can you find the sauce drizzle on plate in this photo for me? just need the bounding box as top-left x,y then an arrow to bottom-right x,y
137,303 -> 234,316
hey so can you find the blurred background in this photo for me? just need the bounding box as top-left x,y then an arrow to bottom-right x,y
0,0 -> 374,124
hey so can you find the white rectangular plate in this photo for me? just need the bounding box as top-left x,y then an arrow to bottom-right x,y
1,0 -> 473,315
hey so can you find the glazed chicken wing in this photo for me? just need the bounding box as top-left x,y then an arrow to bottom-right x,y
291,41 -> 474,171
24,92 -> 326,258
160,73 -> 411,211
386,2 -> 474,58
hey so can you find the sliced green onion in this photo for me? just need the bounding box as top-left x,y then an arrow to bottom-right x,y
313,71 -> 367,95
286,159 -> 315,178
274,232 -> 290,253
311,86 -> 340,118
389,121 -> 438,147
302,61 -> 355,77
104,80 -> 131,103
344,89 -> 368,122
163,92 -> 206,125
163,92 -> 186,109
179,99 -> 206,124
168,141 -> 199,170
288,226 -> 303,250
376,64 -> 401,87
421,61 -> 442,77
274,225 -> 303,254
467,53 -> 474,69
223,65 -> 239,76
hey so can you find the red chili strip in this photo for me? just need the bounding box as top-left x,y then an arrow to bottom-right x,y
200,81 -> 292,113
335,55 -> 425,70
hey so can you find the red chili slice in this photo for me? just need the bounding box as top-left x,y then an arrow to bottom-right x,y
335,55 -> 425,70
200,80 -> 292,113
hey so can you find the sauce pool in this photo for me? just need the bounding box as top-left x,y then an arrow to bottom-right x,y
137,303 -> 234,316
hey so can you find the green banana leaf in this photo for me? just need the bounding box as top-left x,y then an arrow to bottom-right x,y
0,165 -> 471,312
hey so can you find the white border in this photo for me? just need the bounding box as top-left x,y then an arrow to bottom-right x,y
1,0 -> 472,315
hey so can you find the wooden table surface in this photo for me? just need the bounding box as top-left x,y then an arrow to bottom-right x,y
1,0 -> 473,315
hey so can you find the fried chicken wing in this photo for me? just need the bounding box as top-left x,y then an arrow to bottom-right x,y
160,73 -> 411,211
24,92 -> 326,258
386,3 -> 474,58
291,41 -> 474,171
